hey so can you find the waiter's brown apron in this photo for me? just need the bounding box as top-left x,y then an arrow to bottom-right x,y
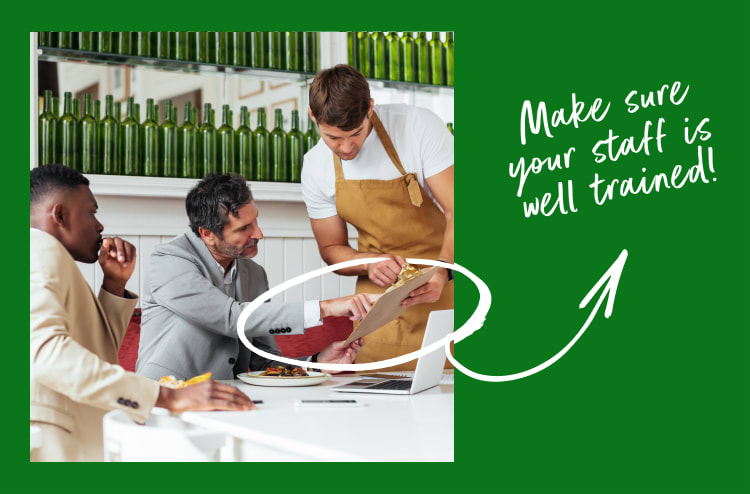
333,111 -> 453,371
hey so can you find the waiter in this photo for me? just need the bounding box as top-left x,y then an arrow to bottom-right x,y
301,64 -> 454,371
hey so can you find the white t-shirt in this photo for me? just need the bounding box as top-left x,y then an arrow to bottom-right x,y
301,104 -> 454,219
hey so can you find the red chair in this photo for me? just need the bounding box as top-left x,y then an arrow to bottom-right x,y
118,310 -> 354,372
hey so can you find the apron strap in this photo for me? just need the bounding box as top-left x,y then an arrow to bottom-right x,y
331,111 -> 424,207
370,111 -> 410,177
371,112 -> 423,207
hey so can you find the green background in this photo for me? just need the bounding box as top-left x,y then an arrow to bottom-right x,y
10,0 -> 749,492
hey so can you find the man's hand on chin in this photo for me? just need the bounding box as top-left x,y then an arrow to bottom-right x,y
317,338 -> 365,374
99,237 -> 136,297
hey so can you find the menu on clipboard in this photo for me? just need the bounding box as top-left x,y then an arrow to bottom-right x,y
343,266 -> 440,345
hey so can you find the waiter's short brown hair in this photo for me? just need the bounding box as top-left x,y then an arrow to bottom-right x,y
309,64 -> 370,131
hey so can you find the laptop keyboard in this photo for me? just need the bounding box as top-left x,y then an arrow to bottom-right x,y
368,380 -> 413,391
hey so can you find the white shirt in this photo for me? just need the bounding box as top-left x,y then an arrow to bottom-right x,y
301,104 -> 454,219
214,259 -> 322,328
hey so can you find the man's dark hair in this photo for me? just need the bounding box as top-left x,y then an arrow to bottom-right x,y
186,174 -> 254,237
309,64 -> 371,131
30,164 -> 89,205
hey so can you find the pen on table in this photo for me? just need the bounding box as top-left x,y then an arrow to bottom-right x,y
252,400 -> 263,404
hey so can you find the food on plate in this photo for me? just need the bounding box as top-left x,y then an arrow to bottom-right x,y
258,365 -> 309,377
159,372 -> 212,389
390,262 -> 422,289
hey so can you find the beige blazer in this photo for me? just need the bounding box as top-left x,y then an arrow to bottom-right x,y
30,229 -> 160,461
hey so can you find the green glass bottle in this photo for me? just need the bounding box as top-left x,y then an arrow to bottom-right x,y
236,106 -> 253,180
161,100 -> 179,177
187,32 -> 197,61
114,101 -> 122,123
252,108 -> 270,181
93,99 -> 101,122
303,114 -> 319,153
100,95 -> 120,175
217,104 -> 236,174
97,32 -> 113,53
136,103 -> 141,122
415,32 -> 429,84
72,97 -> 81,170
429,32 -> 444,85
39,32 -> 51,48
347,32 -> 356,66
385,32 -> 401,81
284,31 -> 299,71
400,32 -> 415,82
356,32 -> 370,76
72,98 -> 80,120
270,109 -> 287,182
52,96 -> 60,118
58,92 -> 78,170
121,97 -> 140,176
38,90 -> 57,166
171,106 -> 177,125
158,31 -> 169,58
117,32 -> 131,56
142,98 -> 160,177
196,31 -> 208,63
252,32 -> 268,68
80,94 -> 98,174
243,32 -> 254,67
370,32 -> 386,79
207,32 -> 217,63
150,32 -> 159,57
191,107 -> 198,126
178,101 -> 198,178
287,109 -> 304,183
176,32 -> 189,61
136,32 -> 151,57
154,103 -> 160,124
58,32 -> 72,49
447,122 -> 453,135
168,32 -> 177,60
269,31 -> 283,69
78,32 -> 94,51
199,103 -> 217,177
218,32 -> 233,65
234,32 -> 247,66
444,32 -> 454,86
210,108 -> 215,127
302,31 -> 320,73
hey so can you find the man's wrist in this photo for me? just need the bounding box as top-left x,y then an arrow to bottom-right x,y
101,279 -> 127,297
155,386 -> 174,410
438,259 -> 454,282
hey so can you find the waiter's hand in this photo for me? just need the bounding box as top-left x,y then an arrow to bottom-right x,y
401,268 -> 449,308
317,338 -> 365,373
367,254 -> 406,287
320,293 -> 380,321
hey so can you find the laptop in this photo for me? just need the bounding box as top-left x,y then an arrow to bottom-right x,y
331,309 -> 454,395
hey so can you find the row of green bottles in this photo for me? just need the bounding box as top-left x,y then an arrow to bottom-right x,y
39,90 -> 320,182
38,32 -> 320,73
347,32 -> 453,86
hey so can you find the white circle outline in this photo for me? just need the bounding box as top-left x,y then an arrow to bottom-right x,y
237,258 -> 491,371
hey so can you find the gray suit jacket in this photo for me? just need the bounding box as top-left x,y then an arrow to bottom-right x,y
136,231 -> 306,381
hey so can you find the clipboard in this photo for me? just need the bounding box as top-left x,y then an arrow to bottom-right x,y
343,266 -> 440,345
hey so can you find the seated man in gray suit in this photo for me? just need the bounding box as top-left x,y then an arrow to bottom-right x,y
136,174 -> 373,381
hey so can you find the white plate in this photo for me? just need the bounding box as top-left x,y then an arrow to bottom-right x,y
236,371 -> 331,387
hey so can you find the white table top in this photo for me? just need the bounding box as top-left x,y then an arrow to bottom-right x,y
180,374 -> 454,461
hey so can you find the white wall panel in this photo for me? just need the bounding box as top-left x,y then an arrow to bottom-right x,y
283,238 -> 304,303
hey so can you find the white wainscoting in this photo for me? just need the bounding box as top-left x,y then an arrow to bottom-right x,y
77,176 -> 358,307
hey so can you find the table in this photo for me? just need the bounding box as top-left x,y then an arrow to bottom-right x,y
180,374 -> 454,461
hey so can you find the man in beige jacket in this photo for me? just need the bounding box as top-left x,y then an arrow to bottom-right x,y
30,164 -> 255,462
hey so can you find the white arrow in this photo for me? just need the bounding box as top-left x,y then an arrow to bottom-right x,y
446,249 -> 629,382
